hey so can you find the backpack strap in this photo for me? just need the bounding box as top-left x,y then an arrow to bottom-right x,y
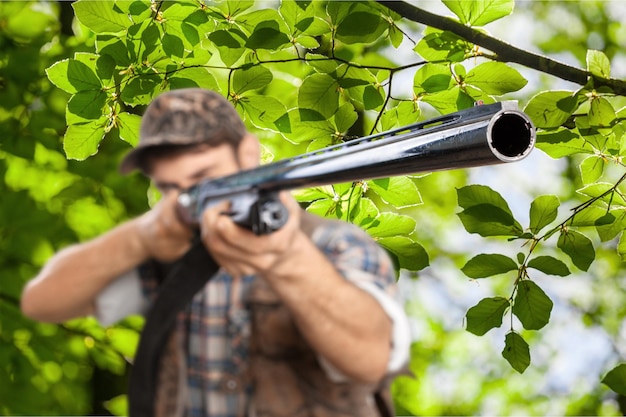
128,239 -> 219,417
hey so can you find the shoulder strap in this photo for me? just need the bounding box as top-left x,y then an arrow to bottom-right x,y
128,239 -> 219,417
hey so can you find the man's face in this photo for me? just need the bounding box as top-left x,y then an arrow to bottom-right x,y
148,143 -> 242,194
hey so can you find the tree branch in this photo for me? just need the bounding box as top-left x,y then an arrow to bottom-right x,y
378,1 -> 626,96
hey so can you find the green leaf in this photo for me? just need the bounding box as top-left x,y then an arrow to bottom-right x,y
414,28 -> 471,62
333,103 -> 357,134
502,331 -> 530,374
587,49 -> 611,79
246,21 -> 291,50
464,62 -> 527,95
367,177 -> 421,208
577,182 -> 626,206
298,73 -> 339,119
579,155 -> 606,184
461,253 -> 518,278
233,65 -> 273,95
46,59 -> 102,94
106,328 -> 139,358
413,63 -> 453,94
443,0 -> 514,26
236,95 -> 288,132
208,29 -> 247,66
535,128 -> 591,159
458,184 -> 513,213
350,197 -> 380,228
104,394 -> 128,417
457,185 -> 523,236
380,101 -> 421,130
595,211 -> 626,242
97,36 -> 132,67
458,204 -> 523,237
588,96 -> 615,128
66,90 -> 108,125
73,1 -> 132,34
527,256 -> 570,276
377,236 -> 429,271
363,85 -> 384,110
421,86 -> 475,114
569,205 -> 607,227
63,121 -> 106,160
524,91 -> 579,129
602,364 -> 626,396
389,24 -> 404,48
618,232 -> 626,262
117,112 -> 142,147
168,67 -> 219,92
74,52 -> 116,87
529,194 -> 560,234
364,212 -> 416,238
120,75 -> 161,106
513,280 -> 553,330
335,10 -> 386,44
465,297 -> 509,336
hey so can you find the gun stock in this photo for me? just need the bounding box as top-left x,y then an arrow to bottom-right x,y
177,101 -> 536,234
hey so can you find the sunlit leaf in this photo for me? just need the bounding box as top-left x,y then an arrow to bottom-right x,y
588,96 -> 615,128
66,90 -> 107,125
579,155 -> 606,185
414,28 -> 471,62
377,236 -> 429,271
117,112 -> 142,147
335,10 -> 386,44
535,128 -> 591,159
524,90 -> 580,129
529,194 -> 560,234
73,0 -> 132,34
443,0 -> 514,26
465,62 -> 527,95
63,121 -> 106,160
298,73 -> 339,119
233,65 -> 273,95
235,95 -> 288,132
367,177 -> 421,208
364,212 -> 416,238
246,21 -> 291,50
46,59 -> 102,94
587,49 -> 611,79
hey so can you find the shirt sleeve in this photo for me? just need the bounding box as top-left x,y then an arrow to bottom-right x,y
94,269 -> 149,327
311,220 -> 412,381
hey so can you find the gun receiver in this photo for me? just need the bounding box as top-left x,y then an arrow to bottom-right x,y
177,101 -> 536,234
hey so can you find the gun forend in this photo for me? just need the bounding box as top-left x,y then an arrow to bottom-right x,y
177,101 -> 536,229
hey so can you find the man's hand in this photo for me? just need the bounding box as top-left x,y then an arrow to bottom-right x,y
136,191 -> 194,262
199,192 -> 303,278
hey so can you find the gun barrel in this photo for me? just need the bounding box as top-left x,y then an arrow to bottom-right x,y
178,102 -> 535,224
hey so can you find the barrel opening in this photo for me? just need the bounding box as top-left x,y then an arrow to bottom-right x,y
490,113 -> 534,158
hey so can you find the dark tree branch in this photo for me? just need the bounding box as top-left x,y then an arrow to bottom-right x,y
378,1 -> 626,96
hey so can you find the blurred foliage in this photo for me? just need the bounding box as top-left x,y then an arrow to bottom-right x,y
2,0 -> 626,415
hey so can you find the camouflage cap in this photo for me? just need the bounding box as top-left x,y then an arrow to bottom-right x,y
119,88 -> 247,174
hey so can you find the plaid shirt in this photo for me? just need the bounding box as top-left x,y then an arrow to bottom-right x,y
140,220 -> 400,417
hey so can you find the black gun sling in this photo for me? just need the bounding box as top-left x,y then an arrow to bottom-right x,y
128,239 -> 219,417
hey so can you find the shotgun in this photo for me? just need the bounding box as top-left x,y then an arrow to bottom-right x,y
177,101 -> 536,234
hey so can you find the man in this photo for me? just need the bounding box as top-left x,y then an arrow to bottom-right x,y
21,88 -> 410,417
